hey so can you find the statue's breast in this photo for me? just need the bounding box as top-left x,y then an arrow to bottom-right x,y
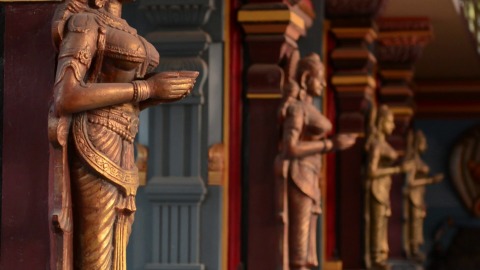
103,28 -> 147,71
379,141 -> 398,165
89,10 -> 159,80
303,103 -> 331,138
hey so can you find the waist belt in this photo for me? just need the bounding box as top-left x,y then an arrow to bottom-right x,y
88,107 -> 139,143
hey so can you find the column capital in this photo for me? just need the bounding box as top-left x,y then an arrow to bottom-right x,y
377,17 -> 433,70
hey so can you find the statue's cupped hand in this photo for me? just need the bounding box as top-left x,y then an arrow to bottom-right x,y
146,71 -> 199,101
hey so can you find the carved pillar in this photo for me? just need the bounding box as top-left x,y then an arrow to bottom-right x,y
238,2 -> 314,269
376,17 -> 433,153
138,1 -> 213,269
325,1 -> 387,268
375,17 -> 433,259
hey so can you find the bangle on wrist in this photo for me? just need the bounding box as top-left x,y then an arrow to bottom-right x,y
322,138 -> 329,152
131,80 -> 150,102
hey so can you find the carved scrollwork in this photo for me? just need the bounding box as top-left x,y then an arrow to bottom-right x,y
376,44 -> 423,65
140,0 -> 214,27
376,18 -> 433,67
450,125 -> 480,217
208,143 -> 225,186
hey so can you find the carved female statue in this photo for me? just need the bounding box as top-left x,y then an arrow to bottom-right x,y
49,0 -> 197,268
404,130 -> 443,262
365,105 -> 413,270
275,53 -> 357,270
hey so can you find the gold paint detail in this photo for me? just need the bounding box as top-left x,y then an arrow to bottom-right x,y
323,260 -> 343,270
73,113 -> 139,196
246,93 -> 282,99
390,106 -> 414,116
330,27 -> 378,43
135,143 -> 148,186
238,9 -> 305,30
208,143 -> 225,186
223,0 -> 232,268
331,75 -> 376,88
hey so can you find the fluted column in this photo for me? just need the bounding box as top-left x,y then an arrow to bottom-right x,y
139,1 -> 214,269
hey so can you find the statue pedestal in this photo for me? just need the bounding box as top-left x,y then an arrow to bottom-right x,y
388,259 -> 423,270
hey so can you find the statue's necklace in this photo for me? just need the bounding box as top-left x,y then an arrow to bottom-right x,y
92,8 -> 138,37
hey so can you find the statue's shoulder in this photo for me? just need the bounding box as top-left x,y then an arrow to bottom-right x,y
67,11 -> 100,33
285,100 -> 305,116
366,136 -> 380,152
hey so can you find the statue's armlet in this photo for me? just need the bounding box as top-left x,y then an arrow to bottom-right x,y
283,104 -> 304,146
54,13 -> 98,85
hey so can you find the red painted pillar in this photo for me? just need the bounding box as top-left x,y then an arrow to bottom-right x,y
1,4 -> 57,269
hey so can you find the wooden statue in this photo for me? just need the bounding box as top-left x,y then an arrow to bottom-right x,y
275,53 -> 357,270
49,0 -> 198,268
365,105 -> 413,270
403,130 -> 443,262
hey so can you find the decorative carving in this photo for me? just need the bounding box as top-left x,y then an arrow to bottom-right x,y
450,124 -> 480,217
403,130 -> 443,262
136,143 -> 148,186
49,0 -> 198,268
376,17 -> 433,155
364,105 -> 413,270
376,17 -> 433,67
208,143 -> 225,186
275,53 -> 357,269
140,0 -> 214,27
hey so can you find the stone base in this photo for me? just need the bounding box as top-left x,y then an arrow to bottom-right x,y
388,259 -> 423,270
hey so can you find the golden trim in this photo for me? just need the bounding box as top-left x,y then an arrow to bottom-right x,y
390,107 -> 414,116
208,172 -> 223,186
331,75 -> 377,88
238,10 -> 305,30
222,0 -> 231,268
324,260 -> 343,270
246,93 -> 282,99
331,28 -> 378,40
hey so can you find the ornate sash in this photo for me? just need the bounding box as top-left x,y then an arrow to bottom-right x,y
72,112 -> 138,196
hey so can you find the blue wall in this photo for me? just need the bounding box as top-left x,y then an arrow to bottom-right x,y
415,119 -> 480,264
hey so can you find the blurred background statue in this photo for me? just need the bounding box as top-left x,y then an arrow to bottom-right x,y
365,105 -> 413,270
275,53 -> 357,270
403,130 -> 443,262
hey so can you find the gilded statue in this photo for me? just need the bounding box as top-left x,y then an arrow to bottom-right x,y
403,130 -> 443,262
274,53 -> 357,270
365,105 -> 413,270
49,0 -> 198,268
